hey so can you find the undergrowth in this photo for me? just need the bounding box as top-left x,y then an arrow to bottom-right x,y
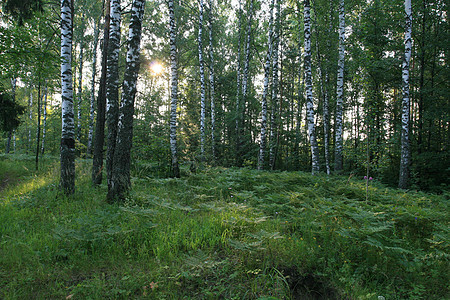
0,155 -> 448,299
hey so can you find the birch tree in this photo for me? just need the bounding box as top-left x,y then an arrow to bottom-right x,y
399,0 -> 412,189
169,0 -> 180,177
106,0 -> 121,190
108,0 -> 145,201
92,0 -> 110,185
335,0 -> 345,172
41,86 -> 47,154
28,87 -> 33,153
241,0 -> 253,110
269,0 -> 280,170
87,19 -> 99,156
208,0 -> 216,161
303,0 -> 319,174
60,0 -> 75,193
235,0 -> 242,165
198,0 -> 206,160
76,15 -> 86,142
258,0 -> 275,170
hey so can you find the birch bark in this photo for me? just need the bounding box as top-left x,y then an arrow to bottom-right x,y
108,0 -> 145,201
198,0 -> 206,160
106,0 -> 121,190
60,0 -> 75,194
87,19 -> 99,156
399,0 -> 412,189
92,0 -> 110,185
28,87 -> 33,153
303,0 -> 319,174
334,0 -> 345,172
41,86 -> 48,154
269,0 -> 280,170
169,0 -> 180,177
235,0 -> 242,165
77,15 -> 85,142
208,0 -> 216,161
258,0 -> 275,170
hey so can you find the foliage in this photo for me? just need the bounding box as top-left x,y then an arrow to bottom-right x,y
0,91 -> 25,132
1,156 -> 448,299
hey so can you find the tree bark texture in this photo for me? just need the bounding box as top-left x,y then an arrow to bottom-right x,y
106,0 -> 121,191
77,15 -> 85,143
41,86 -> 48,154
399,0 -> 412,189
169,0 -> 180,177
87,19 -> 99,156
258,0 -> 275,170
208,0 -> 216,161
108,0 -> 145,201
269,0 -> 280,170
334,0 -> 345,172
303,0 -> 319,174
60,0 -> 75,194
92,0 -> 110,185
198,0 -> 206,160
235,0 -> 242,166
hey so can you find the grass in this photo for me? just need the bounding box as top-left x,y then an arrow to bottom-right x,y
0,155 -> 448,299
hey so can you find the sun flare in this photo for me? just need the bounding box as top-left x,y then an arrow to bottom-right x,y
150,61 -> 164,75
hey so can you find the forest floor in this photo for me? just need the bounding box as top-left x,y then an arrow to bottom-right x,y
0,154 -> 448,299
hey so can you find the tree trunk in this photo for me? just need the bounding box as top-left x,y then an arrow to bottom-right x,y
28,87 -> 33,154
303,0 -> 319,174
198,0 -> 206,160
208,0 -> 216,161
77,15 -> 85,143
322,70 -> 330,175
108,0 -> 145,201
87,18 -> 100,156
41,86 -> 48,154
399,0 -> 412,189
60,0 -> 75,194
334,0 -> 345,172
258,0 -> 275,170
169,0 -> 180,177
35,82 -> 41,171
269,0 -> 280,170
92,0 -> 110,185
235,0 -> 242,166
106,0 -> 121,191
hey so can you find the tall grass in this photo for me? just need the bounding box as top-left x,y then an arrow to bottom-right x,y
0,156 -> 448,299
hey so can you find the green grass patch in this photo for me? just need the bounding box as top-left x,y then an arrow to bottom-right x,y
0,156 -> 448,299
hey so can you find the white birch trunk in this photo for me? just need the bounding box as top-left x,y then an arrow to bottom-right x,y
28,87 -> 33,153
198,0 -> 206,160
258,0 -> 275,170
108,0 -> 145,201
87,19 -> 99,156
269,0 -> 280,170
334,0 -> 345,172
241,0 -> 253,99
41,86 -> 48,154
60,0 -> 75,193
106,0 -> 121,189
399,0 -> 412,189
208,0 -> 216,161
169,0 -> 180,177
323,72 -> 330,174
235,0 -> 242,165
304,0 -> 319,174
